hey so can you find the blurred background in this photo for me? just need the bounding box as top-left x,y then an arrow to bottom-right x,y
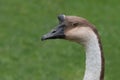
0,0 -> 120,80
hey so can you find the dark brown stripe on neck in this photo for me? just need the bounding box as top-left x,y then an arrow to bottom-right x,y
97,34 -> 104,80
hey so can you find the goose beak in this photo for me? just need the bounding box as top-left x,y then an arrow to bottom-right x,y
41,15 -> 65,41
41,24 -> 65,41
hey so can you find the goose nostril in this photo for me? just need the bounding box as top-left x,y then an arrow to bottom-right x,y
52,30 -> 56,33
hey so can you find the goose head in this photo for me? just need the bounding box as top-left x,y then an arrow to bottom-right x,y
41,15 -> 104,80
41,15 -> 97,44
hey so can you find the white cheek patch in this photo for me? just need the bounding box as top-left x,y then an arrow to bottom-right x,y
65,27 -> 94,44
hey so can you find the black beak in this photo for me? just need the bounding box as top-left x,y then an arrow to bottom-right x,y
41,15 -> 65,41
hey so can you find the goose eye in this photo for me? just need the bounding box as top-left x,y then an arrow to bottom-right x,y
72,23 -> 79,27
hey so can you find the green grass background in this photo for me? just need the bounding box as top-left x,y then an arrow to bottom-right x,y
0,0 -> 120,80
